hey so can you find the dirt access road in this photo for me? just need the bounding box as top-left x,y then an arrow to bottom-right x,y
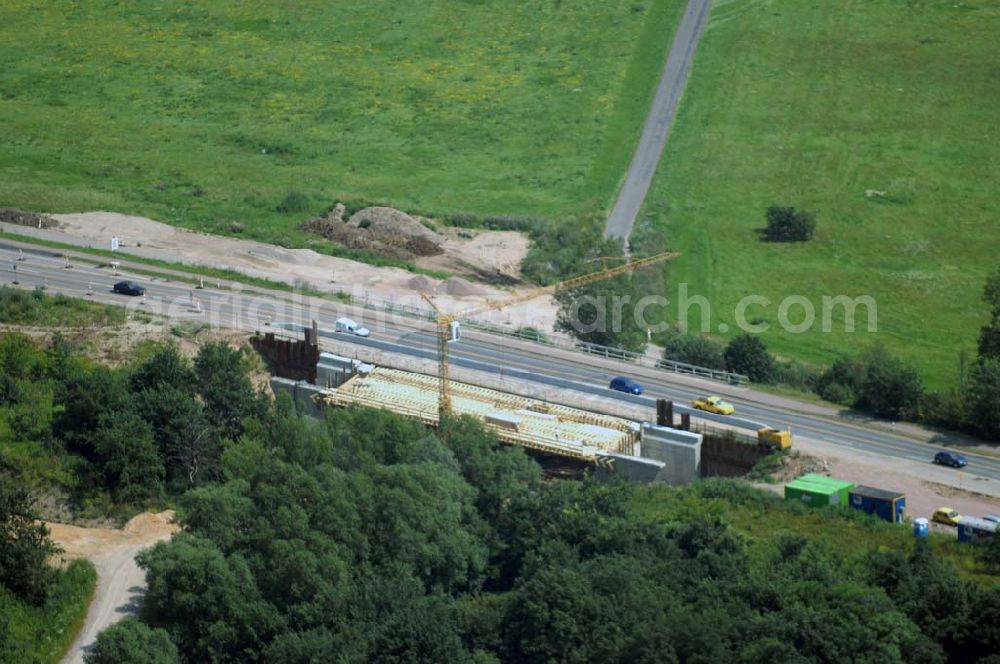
48,512 -> 179,664
604,0 -> 712,240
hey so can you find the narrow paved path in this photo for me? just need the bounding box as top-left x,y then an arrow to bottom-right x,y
604,0 -> 712,240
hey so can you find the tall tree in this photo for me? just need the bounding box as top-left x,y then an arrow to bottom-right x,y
137,385 -> 218,489
54,365 -> 130,453
194,343 -> 262,441
553,238 -> 652,353
0,475 -> 60,605
138,534 -> 282,662
555,271 -> 649,352
130,344 -> 196,396
979,265 -> 1000,360
967,358 -> 1000,440
91,412 -> 163,503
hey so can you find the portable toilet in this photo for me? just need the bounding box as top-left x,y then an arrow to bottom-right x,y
913,518 -> 929,538
849,485 -> 906,524
784,474 -> 855,507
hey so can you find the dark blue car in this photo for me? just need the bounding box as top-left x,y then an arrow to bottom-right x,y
933,450 -> 967,468
113,280 -> 145,296
609,376 -> 643,395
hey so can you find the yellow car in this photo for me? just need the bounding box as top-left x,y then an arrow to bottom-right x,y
691,395 -> 735,416
932,507 -> 961,527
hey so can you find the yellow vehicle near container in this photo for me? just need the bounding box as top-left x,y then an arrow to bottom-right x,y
758,428 -> 792,451
691,395 -> 735,416
932,507 -> 962,527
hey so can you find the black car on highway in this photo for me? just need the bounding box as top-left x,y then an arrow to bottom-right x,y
113,280 -> 145,296
933,450 -> 967,468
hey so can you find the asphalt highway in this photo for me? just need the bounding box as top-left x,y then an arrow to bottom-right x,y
3,239 -> 999,482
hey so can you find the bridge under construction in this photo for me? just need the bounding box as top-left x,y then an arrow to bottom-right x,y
321,367 -> 639,461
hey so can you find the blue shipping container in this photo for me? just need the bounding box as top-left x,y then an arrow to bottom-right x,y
957,517 -> 997,543
848,485 -> 906,524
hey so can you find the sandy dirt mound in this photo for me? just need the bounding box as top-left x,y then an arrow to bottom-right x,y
406,275 -> 436,293
0,207 -> 58,229
442,276 -> 489,297
347,206 -> 438,240
300,205 -> 528,284
416,228 -> 529,285
768,452 -> 830,483
301,206 -> 443,260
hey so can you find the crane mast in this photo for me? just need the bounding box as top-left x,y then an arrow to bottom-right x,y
422,251 -> 679,437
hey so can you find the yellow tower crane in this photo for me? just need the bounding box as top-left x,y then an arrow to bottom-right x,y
420,251 -> 678,434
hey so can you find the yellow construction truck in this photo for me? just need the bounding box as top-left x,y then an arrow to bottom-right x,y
758,428 -> 792,451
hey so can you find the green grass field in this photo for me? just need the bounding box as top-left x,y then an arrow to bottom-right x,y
0,0 -> 683,245
643,0 -> 1000,388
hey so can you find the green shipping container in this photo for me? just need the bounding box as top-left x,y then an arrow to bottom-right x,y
784,474 -> 855,507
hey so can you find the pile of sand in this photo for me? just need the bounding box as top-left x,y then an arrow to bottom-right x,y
301,206 -> 443,259
406,275 -> 436,293
347,206 -> 439,241
300,205 -> 527,283
121,510 -> 178,536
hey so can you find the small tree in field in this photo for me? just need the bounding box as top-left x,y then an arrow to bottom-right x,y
763,205 -> 816,242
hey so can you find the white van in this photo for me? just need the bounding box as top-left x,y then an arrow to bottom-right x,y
335,317 -> 370,337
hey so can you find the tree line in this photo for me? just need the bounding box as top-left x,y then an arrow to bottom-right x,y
85,403 -> 998,664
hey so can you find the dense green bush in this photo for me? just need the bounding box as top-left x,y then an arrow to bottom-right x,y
275,191 -> 310,214
661,332 -> 726,370
762,205 -> 816,242
724,334 -> 775,382
968,358 -> 1000,440
816,356 -> 867,404
85,619 -> 179,664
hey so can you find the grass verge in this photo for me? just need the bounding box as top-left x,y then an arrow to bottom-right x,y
0,285 -> 127,327
0,559 -> 97,664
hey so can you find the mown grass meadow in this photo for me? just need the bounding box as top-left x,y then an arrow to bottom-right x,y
0,0 -> 684,245
642,0 -> 1000,388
